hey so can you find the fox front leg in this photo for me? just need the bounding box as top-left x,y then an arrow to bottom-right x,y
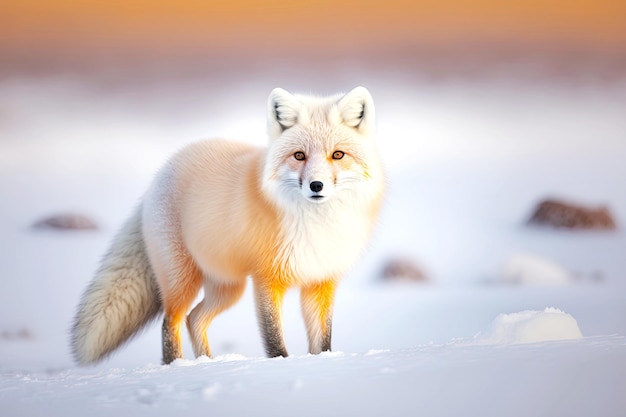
300,280 -> 336,354
253,280 -> 289,358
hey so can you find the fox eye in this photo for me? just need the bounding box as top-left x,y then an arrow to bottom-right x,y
332,150 -> 345,160
294,151 -> 306,161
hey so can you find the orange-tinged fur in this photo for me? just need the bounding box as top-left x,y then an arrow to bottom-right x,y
301,280 -> 337,353
71,87 -> 383,365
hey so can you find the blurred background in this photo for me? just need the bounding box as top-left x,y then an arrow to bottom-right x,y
1,0 -> 626,366
3,0 -> 626,76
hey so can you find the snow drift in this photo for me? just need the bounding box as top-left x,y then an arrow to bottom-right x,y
473,308 -> 583,345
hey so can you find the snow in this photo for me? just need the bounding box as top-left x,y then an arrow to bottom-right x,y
499,253 -> 573,286
471,308 -> 583,345
2,337 -> 624,417
1,71 -> 626,416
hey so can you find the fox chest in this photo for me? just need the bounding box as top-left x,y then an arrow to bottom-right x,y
275,209 -> 371,284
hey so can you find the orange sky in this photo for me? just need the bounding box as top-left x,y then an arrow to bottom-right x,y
3,0 -> 626,51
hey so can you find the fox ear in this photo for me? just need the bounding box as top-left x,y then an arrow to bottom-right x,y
267,88 -> 302,140
337,86 -> 375,135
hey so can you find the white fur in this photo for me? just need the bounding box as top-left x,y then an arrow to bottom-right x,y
141,163 -> 192,292
337,86 -> 375,134
268,88 -> 306,139
72,87 -> 384,364
277,201 -> 374,283
263,86 -> 383,282
263,86 -> 379,206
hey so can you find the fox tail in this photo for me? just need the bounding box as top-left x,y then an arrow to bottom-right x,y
71,205 -> 162,365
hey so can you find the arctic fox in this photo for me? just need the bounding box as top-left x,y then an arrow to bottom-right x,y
71,86 -> 385,365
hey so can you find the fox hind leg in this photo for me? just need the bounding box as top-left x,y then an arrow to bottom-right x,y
162,314 -> 185,365
187,279 -> 246,358
300,280 -> 337,354
160,260 -> 203,364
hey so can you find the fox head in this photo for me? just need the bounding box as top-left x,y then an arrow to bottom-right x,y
263,86 -> 383,210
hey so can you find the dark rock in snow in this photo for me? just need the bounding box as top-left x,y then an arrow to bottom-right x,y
0,328 -> 33,341
527,198 -> 617,230
380,257 -> 429,283
32,213 -> 99,231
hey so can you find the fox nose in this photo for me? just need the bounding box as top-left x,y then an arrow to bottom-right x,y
310,181 -> 324,193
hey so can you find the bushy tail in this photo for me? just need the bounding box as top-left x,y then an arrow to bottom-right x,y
71,204 -> 162,365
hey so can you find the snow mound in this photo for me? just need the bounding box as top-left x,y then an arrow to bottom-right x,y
472,308 -> 583,345
500,253 -> 572,286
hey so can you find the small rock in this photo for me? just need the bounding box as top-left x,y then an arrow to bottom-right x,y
32,213 -> 99,231
527,198 -> 617,230
380,257 -> 428,283
1,328 -> 33,341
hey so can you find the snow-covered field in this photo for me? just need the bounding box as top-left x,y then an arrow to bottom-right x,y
1,70 -> 625,416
